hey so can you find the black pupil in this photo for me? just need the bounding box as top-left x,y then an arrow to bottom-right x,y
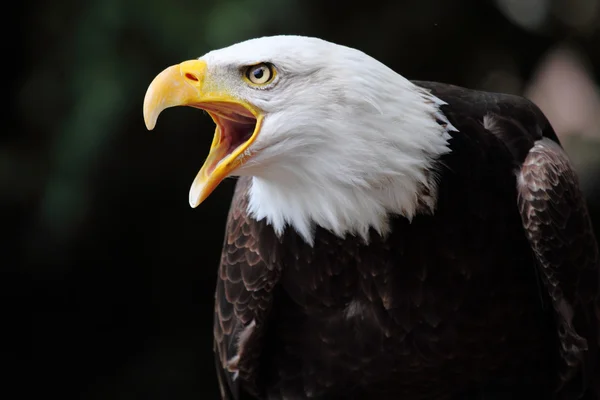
253,67 -> 265,80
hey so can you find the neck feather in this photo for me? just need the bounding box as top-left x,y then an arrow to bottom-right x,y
247,79 -> 455,246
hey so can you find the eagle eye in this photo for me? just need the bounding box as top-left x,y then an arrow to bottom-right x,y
245,63 -> 275,86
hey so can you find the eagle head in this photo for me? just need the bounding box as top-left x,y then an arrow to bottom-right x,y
143,35 -> 453,245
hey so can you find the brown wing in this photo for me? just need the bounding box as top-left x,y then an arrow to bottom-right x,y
517,138 -> 600,398
213,177 -> 282,399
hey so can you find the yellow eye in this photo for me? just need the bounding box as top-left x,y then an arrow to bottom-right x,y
245,63 -> 275,85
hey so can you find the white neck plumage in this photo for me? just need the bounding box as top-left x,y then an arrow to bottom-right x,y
247,84 -> 455,246
239,44 -> 456,246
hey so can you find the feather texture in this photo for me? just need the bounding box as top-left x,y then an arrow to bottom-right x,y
198,38 -> 600,400
213,81 -> 600,399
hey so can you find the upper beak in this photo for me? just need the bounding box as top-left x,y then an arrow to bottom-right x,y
143,60 -> 262,207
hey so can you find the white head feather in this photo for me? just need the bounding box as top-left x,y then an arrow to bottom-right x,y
200,36 -> 455,246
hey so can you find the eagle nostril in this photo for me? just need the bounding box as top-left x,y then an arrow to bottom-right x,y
185,73 -> 199,82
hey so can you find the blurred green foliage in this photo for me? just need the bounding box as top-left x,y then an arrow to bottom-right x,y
19,0 -> 307,244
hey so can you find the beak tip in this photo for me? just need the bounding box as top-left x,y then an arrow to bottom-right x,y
144,117 -> 156,131
143,98 -> 159,131
189,192 -> 201,209
143,91 -> 161,131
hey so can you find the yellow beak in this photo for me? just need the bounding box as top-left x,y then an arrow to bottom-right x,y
143,60 -> 262,207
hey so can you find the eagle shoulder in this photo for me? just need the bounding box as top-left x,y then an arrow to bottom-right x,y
517,137 -> 600,398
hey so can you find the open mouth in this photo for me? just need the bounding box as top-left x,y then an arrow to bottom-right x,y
193,102 -> 258,174
142,59 -> 264,207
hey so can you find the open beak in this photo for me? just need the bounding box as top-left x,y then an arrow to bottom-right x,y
143,60 -> 262,207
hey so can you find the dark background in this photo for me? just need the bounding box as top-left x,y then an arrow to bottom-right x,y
10,0 -> 600,398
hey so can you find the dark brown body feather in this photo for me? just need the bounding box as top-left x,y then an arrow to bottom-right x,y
213,82 -> 600,400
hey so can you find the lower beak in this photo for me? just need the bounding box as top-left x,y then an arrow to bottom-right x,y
143,60 -> 262,207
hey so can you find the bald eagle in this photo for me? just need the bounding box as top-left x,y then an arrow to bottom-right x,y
143,36 -> 599,399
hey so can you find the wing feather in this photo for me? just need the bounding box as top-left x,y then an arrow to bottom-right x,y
517,138 -> 600,398
214,177 -> 282,399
